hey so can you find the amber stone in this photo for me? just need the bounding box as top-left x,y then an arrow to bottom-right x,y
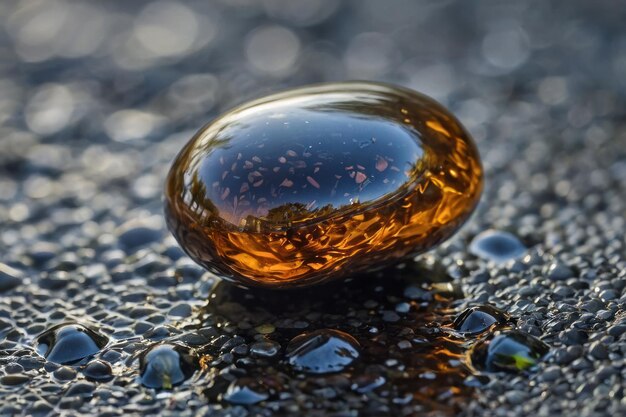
164,82 -> 483,288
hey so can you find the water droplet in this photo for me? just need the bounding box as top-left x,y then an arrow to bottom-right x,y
254,323 -> 275,334
83,360 -> 113,382
469,330 -> 549,373
453,305 -> 511,336
469,230 -> 526,263
286,329 -> 360,374
139,344 -> 198,389
36,323 -> 108,365
223,378 -> 269,405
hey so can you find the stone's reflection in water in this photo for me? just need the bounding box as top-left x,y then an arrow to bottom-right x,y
196,262 -> 476,415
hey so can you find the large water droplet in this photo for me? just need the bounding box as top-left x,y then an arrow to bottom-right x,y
139,343 -> 198,389
453,305 -> 511,336
36,323 -> 108,365
469,330 -> 549,372
286,329 -> 360,374
469,230 -> 526,263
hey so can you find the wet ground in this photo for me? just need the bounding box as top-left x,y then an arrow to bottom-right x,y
0,1 -> 625,416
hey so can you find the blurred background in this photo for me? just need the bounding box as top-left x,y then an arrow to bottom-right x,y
1,0 -> 625,255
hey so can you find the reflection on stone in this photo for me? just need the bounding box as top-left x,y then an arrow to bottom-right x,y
165,82 -> 483,288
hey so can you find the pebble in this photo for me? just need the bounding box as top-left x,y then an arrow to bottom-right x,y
351,374 -> 386,394
66,382 -> 95,396
116,219 -> 162,252
223,379 -> 269,405
53,366 -> 77,381
453,304 -> 510,336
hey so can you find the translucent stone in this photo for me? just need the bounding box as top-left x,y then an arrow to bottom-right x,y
165,82 -> 483,288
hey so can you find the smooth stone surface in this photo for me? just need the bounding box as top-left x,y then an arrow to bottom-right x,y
36,323 -> 109,365
165,82 -> 483,288
285,329 -> 360,374
469,230 -> 526,263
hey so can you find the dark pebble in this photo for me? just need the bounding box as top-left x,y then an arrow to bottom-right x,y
607,324 -> 626,338
453,304 -> 510,336
53,366 -> 77,381
286,329 -> 360,374
560,329 -> 589,345
469,230 -> 526,263
1,374 -> 31,385
66,382 -> 95,396
139,343 -> 198,389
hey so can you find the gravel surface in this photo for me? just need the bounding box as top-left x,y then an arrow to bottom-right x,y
0,1 -> 625,416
